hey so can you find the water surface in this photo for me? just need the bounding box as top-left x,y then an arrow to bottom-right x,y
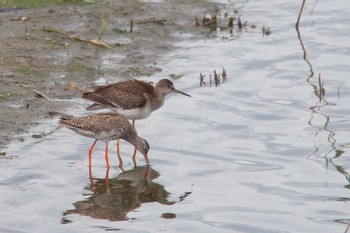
2,0 -> 350,232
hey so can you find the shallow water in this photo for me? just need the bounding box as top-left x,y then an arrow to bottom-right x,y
2,0 -> 350,232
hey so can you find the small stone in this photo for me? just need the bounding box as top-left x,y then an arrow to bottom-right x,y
32,134 -> 42,139
161,213 -> 176,219
0,151 -> 6,156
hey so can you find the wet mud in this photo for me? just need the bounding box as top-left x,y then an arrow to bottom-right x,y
0,0 -> 218,149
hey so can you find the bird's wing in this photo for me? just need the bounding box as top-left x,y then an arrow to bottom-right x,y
59,113 -> 129,133
82,79 -> 154,110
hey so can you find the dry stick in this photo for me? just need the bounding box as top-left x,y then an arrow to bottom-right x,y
195,16 -> 200,26
214,70 -> 218,87
222,67 -> 227,81
295,0 -> 314,79
228,17 -> 234,28
318,73 -> 325,101
296,0 -> 306,28
238,17 -> 243,30
204,19 -> 217,26
209,74 -> 212,87
33,90 -> 53,101
90,16 -> 111,48
199,73 -> 205,87
66,83 -> 88,93
44,27 -> 85,41
43,27 -> 111,49
345,221 -> 350,233
135,19 -> 167,24
130,20 -> 133,32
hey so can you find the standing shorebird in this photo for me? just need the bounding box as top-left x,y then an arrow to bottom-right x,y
81,78 -> 191,162
59,112 -> 150,171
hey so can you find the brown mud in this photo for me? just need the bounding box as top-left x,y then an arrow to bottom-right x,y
0,0 -> 220,150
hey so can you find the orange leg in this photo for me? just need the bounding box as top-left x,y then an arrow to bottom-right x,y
132,120 -> 138,166
89,139 -> 97,188
132,155 -> 137,167
143,153 -> 150,166
143,165 -> 150,179
132,147 -> 137,166
88,165 -> 94,188
88,140 -> 98,189
88,139 -> 98,168
105,143 -> 110,168
105,166 -> 110,187
116,139 -> 123,168
116,139 -> 120,154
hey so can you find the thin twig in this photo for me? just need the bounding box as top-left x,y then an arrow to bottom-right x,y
135,19 -> 167,24
296,0 -> 306,28
345,220 -> 350,233
33,90 -> 53,101
44,26 -> 111,49
66,83 -> 88,93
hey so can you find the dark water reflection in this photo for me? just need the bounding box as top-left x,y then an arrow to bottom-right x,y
62,166 -> 190,222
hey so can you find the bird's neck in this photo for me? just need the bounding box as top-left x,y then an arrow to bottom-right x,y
151,89 -> 166,111
129,136 -> 142,152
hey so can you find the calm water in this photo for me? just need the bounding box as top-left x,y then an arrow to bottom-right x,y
1,1 -> 350,232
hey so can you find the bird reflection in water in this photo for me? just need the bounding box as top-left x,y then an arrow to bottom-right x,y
62,166 -> 191,222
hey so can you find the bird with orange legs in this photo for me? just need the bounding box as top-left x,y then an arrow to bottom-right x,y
82,79 -> 190,165
59,112 -> 150,185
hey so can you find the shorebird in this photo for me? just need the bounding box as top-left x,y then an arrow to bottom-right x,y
81,78 -> 191,162
82,79 -> 191,122
59,112 -> 150,170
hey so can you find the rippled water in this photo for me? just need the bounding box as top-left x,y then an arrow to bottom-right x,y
2,1 -> 350,232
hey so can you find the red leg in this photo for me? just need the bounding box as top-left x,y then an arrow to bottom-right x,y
105,166 -> 110,187
88,140 -> 98,189
131,120 -> 138,166
132,147 -> 137,165
116,139 -> 123,168
143,153 -> 150,166
132,151 -> 137,167
88,139 -> 98,168
116,139 -> 120,154
88,165 -> 94,188
143,165 -> 150,179
105,143 -> 110,168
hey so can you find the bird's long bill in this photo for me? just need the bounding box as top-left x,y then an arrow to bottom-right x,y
143,153 -> 150,166
174,88 -> 191,97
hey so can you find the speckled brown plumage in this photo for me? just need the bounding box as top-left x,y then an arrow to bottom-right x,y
82,79 -> 191,120
59,112 -> 150,168
82,79 -> 152,111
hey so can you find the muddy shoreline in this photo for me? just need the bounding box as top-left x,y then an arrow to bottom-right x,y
0,0 -> 220,150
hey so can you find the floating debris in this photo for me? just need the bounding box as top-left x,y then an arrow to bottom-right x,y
228,16 -> 234,28
32,134 -> 43,139
195,16 -> 200,26
161,213 -> 176,219
238,17 -> 242,30
318,73 -> 325,101
199,67 -> 227,87
194,9 -> 269,38
202,12 -> 217,27
222,67 -> 227,81
199,73 -> 205,86
10,16 -> 29,22
168,74 -> 183,80
130,20 -> 133,32
262,26 -> 272,36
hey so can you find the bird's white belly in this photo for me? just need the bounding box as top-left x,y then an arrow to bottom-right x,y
116,107 -> 152,120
